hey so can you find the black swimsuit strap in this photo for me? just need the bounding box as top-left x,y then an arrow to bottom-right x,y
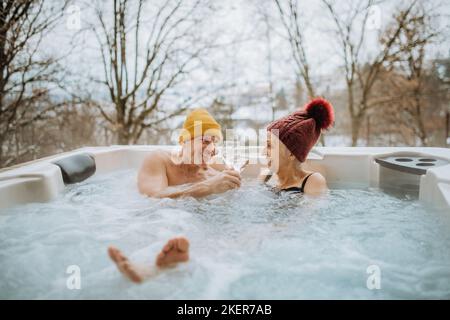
263,173 -> 273,184
299,173 -> 315,192
266,172 -> 316,193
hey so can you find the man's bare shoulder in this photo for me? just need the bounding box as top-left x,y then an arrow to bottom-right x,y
140,150 -> 173,170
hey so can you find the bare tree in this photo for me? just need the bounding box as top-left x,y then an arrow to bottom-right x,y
273,0 -> 329,145
368,2 -> 443,147
253,1 -> 276,120
274,0 -> 316,98
322,0 -> 434,146
0,0 -> 68,167
386,6 -> 439,146
273,0 -> 316,99
88,0 -> 213,144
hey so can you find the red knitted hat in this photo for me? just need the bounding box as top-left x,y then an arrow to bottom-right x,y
267,98 -> 334,163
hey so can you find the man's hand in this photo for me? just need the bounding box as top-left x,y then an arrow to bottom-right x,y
202,169 -> 241,194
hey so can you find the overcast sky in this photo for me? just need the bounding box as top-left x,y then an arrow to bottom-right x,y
42,0 -> 450,107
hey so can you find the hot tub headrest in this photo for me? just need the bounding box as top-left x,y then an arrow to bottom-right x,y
53,153 -> 96,184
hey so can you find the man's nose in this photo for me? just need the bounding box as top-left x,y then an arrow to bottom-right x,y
204,143 -> 216,154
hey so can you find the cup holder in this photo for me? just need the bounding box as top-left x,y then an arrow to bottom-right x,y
416,163 -> 435,167
376,154 -> 449,200
376,155 -> 448,175
395,158 -> 413,162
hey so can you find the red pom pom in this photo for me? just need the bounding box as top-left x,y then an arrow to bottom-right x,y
304,98 -> 334,130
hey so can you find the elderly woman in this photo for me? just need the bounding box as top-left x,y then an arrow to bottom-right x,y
263,98 -> 334,195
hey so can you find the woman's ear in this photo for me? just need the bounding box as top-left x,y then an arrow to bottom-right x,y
289,153 -> 296,160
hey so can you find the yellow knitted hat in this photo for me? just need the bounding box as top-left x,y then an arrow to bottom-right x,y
179,108 -> 222,144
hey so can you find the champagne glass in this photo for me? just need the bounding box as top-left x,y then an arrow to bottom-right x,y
220,146 -> 249,172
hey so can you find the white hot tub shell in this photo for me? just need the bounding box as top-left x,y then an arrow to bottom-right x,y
0,146 -> 450,210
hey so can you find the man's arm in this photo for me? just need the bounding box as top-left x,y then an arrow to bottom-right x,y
137,153 -> 240,199
137,153 -> 211,199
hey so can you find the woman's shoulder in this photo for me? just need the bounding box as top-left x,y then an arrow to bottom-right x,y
303,172 -> 328,195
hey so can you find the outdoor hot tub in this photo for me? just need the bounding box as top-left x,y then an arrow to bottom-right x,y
0,146 -> 450,299
1,146 -> 449,210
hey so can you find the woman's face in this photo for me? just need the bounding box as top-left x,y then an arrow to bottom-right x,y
265,132 -> 291,173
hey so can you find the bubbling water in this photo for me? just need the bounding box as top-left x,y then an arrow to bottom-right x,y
0,169 -> 449,299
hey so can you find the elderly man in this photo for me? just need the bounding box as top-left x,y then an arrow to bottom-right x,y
137,108 -> 241,198
108,108 -> 241,283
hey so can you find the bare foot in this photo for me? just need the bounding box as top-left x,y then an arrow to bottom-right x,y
108,237 -> 190,283
108,246 -> 145,283
155,237 -> 190,268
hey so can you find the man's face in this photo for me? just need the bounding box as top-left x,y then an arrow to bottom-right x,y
183,135 -> 218,164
